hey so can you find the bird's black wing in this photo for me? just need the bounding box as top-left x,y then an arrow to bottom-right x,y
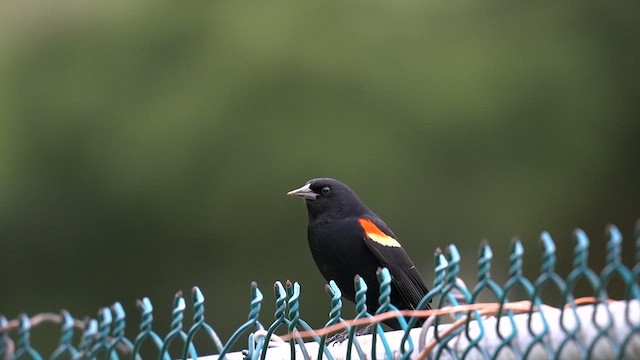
357,216 -> 430,309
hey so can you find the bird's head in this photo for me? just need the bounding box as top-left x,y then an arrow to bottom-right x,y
287,178 -> 367,217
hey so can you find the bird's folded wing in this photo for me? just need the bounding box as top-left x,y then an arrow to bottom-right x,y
359,218 -> 430,309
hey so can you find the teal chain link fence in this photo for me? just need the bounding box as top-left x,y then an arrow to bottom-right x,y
2,221 -> 639,359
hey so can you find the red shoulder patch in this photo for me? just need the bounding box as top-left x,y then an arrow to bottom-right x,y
358,218 -> 401,247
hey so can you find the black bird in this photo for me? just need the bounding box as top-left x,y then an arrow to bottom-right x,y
287,178 -> 430,329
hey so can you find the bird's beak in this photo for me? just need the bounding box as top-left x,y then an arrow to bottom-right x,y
287,183 -> 318,200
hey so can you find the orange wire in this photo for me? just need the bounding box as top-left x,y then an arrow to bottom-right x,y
279,297 -> 614,342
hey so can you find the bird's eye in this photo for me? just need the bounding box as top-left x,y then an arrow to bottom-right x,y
321,186 -> 331,195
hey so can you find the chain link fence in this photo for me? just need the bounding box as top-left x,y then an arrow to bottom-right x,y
2,221 -> 639,359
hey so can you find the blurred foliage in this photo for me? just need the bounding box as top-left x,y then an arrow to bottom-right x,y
1,0 -> 639,354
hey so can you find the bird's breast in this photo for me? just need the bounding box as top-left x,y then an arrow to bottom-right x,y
306,217 -> 382,301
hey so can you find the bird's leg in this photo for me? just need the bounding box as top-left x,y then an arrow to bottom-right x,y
326,324 -> 374,344
355,324 -> 373,336
326,330 -> 350,344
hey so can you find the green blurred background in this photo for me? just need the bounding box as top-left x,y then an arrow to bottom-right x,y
1,0 -> 639,355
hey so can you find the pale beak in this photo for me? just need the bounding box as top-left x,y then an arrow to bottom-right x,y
287,183 -> 318,200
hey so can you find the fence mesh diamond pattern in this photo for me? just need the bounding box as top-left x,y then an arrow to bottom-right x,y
1,221 -> 639,359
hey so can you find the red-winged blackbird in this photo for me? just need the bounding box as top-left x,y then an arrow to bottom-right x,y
288,178 -> 430,329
